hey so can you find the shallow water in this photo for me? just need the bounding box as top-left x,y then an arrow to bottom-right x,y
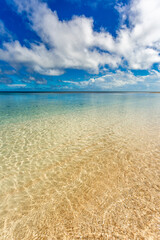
0,93 -> 160,239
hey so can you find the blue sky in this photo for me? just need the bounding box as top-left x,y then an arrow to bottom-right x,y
0,0 -> 160,91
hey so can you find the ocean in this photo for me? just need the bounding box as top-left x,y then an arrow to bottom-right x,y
0,93 -> 159,239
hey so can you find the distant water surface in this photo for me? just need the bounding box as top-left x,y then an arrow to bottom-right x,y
0,93 -> 160,239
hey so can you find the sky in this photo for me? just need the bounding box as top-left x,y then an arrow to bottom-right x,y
0,0 -> 160,91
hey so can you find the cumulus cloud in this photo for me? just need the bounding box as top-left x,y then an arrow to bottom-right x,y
0,0 -> 121,75
114,0 -> 160,69
64,70 -> 160,89
0,0 -> 160,84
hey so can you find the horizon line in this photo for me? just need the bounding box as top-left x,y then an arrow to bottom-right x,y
0,91 -> 160,94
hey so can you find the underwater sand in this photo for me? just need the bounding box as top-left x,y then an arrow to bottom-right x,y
0,93 -> 159,239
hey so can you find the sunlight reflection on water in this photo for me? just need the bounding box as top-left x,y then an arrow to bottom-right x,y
0,93 -> 160,239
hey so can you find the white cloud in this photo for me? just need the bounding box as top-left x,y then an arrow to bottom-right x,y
0,20 -> 7,36
1,0 -> 121,75
7,84 -> 26,87
114,0 -> 160,69
0,0 -> 160,82
66,0 -> 116,8
65,70 -> 160,89
0,20 -> 12,40
29,76 -> 35,81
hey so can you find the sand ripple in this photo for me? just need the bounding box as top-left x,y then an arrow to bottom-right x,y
0,93 -> 160,239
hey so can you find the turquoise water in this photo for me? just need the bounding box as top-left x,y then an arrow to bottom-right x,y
0,92 -> 160,124
0,93 -> 160,239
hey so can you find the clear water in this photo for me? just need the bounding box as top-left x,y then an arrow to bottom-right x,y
0,93 -> 160,239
